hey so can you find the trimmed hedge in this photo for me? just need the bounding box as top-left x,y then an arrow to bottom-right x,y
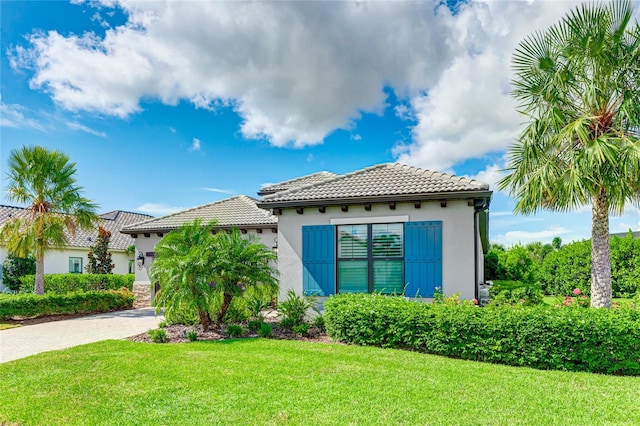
324,293 -> 640,375
19,274 -> 134,294
0,289 -> 135,320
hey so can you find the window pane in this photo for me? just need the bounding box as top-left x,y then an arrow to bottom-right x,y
69,257 -> 82,274
338,261 -> 368,293
337,225 -> 368,258
372,223 -> 403,257
373,260 -> 404,294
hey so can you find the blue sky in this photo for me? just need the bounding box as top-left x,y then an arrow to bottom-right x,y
1,0 -> 639,246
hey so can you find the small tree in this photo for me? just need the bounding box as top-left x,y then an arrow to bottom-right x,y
86,226 -> 115,274
1,253 -> 36,292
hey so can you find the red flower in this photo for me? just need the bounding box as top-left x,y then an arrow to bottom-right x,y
573,288 -> 582,295
472,298 -> 479,305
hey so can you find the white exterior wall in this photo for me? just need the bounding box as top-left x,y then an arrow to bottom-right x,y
131,228 -> 278,289
0,245 -> 132,291
277,200 -> 480,300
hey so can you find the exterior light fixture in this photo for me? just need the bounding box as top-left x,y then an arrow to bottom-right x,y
136,251 -> 145,269
272,237 -> 278,254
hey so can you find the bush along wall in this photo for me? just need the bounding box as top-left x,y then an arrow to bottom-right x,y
0,288 -> 135,320
324,293 -> 640,375
19,274 -> 134,294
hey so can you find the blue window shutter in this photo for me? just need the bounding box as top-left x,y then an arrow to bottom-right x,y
404,221 -> 442,297
302,225 -> 335,296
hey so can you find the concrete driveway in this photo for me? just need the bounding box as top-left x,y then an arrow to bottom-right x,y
0,308 -> 164,363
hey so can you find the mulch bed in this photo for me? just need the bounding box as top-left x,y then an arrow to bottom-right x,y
127,319 -> 333,344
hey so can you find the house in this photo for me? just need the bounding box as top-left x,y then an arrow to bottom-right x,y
120,195 -> 278,305
257,163 -> 492,300
0,207 -> 151,290
121,162 -> 491,305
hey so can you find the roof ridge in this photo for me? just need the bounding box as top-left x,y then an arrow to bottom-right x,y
262,163 -> 390,201
130,195 -> 248,228
100,210 -> 153,219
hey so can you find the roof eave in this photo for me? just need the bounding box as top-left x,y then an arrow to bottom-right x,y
257,190 -> 493,209
120,222 -> 278,235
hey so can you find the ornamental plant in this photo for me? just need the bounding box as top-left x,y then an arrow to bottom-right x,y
86,226 -> 114,274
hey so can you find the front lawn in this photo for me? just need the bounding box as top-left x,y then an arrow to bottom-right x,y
0,323 -> 18,331
1,339 -> 638,425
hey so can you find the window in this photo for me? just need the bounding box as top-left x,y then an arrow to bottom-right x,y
336,223 -> 404,294
69,257 -> 83,274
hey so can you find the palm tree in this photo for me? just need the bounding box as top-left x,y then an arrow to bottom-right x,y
210,229 -> 277,324
499,1 -> 640,308
151,221 -> 278,329
0,146 -> 98,294
151,220 -> 219,330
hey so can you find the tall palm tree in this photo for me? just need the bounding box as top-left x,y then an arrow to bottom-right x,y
0,146 -> 98,294
499,1 -> 640,307
151,220 -> 219,330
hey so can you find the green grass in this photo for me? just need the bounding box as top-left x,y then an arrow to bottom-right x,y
1,339 -> 639,425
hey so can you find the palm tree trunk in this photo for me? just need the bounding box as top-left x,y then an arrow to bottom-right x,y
591,190 -> 612,308
217,292 -> 234,325
34,255 -> 45,295
198,308 -> 213,332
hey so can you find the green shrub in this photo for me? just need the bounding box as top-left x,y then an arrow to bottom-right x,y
279,317 -> 296,329
1,254 -> 36,292
248,319 -> 263,332
313,314 -> 326,332
0,288 -> 135,320
324,293 -> 640,375
163,304 -> 200,326
278,289 -> 316,326
292,323 -> 310,336
148,328 -> 168,343
186,329 -> 198,342
226,324 -> 244,338
158,320 -> 167,328
489,280 -> 543,306
258,323 -> 273,338
19,274 -> 134,294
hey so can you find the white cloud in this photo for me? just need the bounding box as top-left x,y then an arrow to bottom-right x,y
350,134 -> 362,141
466,163 -> 505,193
10,0 -> 586,162
134,203 -> 184,216
189,137 -> 201,152
494,226 -> 570,246
201,187 -> 234,195
395,1 -> 581,171
0,99 -> 46,131
66,121 -> 107,138
306,153 -> 314,162
9,1 -> 457,148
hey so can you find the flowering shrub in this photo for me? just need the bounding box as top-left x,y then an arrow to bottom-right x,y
324,293 -> 640,375
555,288 -> 590,308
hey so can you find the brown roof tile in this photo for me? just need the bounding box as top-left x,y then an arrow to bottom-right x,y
0,206 -> 151,251
121,195 -> 277,233
258,163 -> 490,206
258,171 -> 339,196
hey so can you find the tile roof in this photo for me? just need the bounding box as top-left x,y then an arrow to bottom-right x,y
258,171 -> 339,196
120,195 -> 277,233
259,163 -> 490,206
0,206 -> 152,251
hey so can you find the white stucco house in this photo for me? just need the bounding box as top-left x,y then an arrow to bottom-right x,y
0,206 -> 151,290
257,163 -> 492,301
120,195 -> 278,304
121,162 -> 491,304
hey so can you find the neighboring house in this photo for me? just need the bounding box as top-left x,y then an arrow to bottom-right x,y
0,206 -> 151,290
121,163 -> 491,305
257,163 -> 492,300
120,195 -> 278,303
611,231 -> 640,239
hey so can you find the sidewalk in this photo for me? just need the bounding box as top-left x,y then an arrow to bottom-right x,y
0,308 -> 164,363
